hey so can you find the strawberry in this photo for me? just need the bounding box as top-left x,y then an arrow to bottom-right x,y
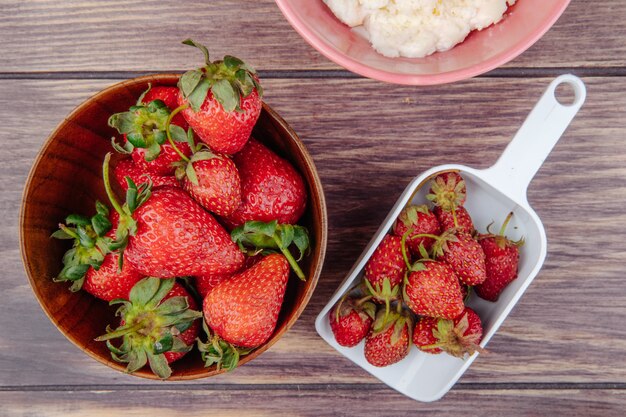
329,296 -> 376,347
427,171 -> 466,212
51,200 -> 121,292
414,307 -> 484,358
102,154 -> 244,278
113,158 -> 180,192
403,260 -> 464,319
413,317 -> 442,354
392,204 -> 441,254
194,272 -> 232,298
171,142 -> 241,217
177,39 -> 262,154
433,231 -> 487,286
475,212 -> 524,302
96,278 -> 202,379
364,235 -> 406,313
141,86 -> 188,130
223,139 -> 307,229
109,88 -> 192,176
434,205 -> 475,234
364,308 -> 413,367
203,253 -> 290,349
83,251 -> 143,302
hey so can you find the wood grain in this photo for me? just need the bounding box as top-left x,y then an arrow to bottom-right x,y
2,77 -> 626,388
2,386 -> 626,416
0,0 -> 624,73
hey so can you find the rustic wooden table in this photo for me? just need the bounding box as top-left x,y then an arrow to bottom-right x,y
2,1 -> 626,415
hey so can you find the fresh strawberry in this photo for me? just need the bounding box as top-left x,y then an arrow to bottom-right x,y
102,154 -> 244,278
392,204 -> 441,254
177,39 -> 262,154
51,200 -> 121,292
109,90 -> 192,176
432,231 -> 487,286
434,205 -> 475,234
194,272 -> 232,298
403,260 -> 464,319
413,317 -> 442,354
141,86 -> 188,130
427,171 -> 466,211
364,235 -> 406,313
476,212 -> 524,302
113,158 -> 180,192
223,139 -> 307,229
364,308 -> 413,367
173,144 -> 241,217
83,251 -> 143,302
329,296 -> 376,347
96,278 -> 202,379
124,186 -> 245,277
203,253 -> 290,349
414,307 -> 484,358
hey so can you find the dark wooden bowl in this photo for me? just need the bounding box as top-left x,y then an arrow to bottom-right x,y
19,74 -> 327,380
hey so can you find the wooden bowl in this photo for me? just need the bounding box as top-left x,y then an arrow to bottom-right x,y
19,74 -> 327,380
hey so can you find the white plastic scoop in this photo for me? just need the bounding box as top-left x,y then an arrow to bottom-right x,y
315,74 -> 586,402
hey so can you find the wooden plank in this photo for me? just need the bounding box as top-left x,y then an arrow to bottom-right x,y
2,387 -> 626,416
0,0 -> 624,72
2,77 -> 626,387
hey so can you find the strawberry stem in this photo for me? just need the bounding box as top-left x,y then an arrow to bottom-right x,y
165,104 -> 191,163
499,212 -> 514,236
400,229 -> 413,270
103,153 -> 125,216
272,235 -> 306,281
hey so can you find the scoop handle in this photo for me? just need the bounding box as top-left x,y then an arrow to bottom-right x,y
482,74 -> 586,202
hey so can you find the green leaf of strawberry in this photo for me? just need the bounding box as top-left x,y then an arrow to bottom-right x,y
231,220 -> 310,280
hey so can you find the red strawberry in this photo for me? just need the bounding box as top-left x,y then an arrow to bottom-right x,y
392,204 -> 441,254
364,235 -> 406,311
124,186 -> 245,277
109,98 -> 192,176
403,260 -> 464,319
427,171 -> 466,211
141,86 -> 188,130
414,307 -> 484,358
203,253 -> 289,348
434,205 -> 475,234
475,212 -> 524,302
177,39 -> 262,154
180,149 -> 242,217
223,139 -> 307,229
113,158 -> 180,192
433,231 -> 487,286
329,296 -> 376,347
83,252 -> 143,302
413,317 -> 442,354
364,309 -> 413,367
96,278 -> 202,379
194,272 -> 232,298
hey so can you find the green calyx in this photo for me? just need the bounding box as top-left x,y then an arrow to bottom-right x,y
428,229 -> 458,259
51,200 -> 118,291
364,277 -> 400,325
170,123 -> 222,186
481,212 -> 525,249
422,313 -> 484,359
398,204 -> 430,228
179,39 -> 262,113
197,320 -> 251,372
109,98 -> 189,162
333,293 -> 375,324
371,307 -> 413,345
231,220 -> 310,281
95,277 -> 203,379
426,172 -> 466,212
102,153 -> 152,269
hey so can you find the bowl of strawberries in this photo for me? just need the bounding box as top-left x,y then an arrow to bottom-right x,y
20,40 -> 327,380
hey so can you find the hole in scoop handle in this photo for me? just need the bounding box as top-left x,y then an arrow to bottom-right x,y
485,74 -> 586,201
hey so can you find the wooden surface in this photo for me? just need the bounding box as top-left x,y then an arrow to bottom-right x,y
1,0 -> 626,415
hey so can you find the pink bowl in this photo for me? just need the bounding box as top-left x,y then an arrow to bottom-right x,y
275,0 -> 570,85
